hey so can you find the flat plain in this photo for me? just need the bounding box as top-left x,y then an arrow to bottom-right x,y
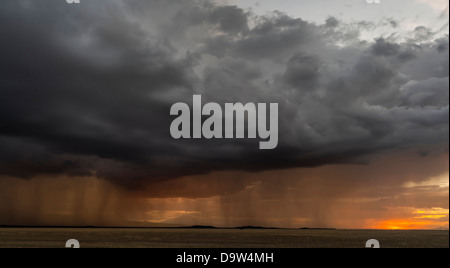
0,228 -> 448,248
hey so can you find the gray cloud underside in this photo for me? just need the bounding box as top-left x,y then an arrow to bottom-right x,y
0,0 -> 448,186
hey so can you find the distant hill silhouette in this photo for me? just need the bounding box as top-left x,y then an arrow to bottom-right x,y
299,227 -> 337,230
0,224 -> 337,230
186,225 -> 217,229
236,226 -> 280,230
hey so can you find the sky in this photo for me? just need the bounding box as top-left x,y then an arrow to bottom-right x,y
0,0 -> 448,229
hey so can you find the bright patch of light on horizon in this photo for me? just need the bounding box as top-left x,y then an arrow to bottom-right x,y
403,173 -> 450,189
368,207 -> 449,230
143,210 -> 202,223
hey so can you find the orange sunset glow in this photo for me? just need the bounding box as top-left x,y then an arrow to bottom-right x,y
0,152 -> 448,230
367,208 -> 449,230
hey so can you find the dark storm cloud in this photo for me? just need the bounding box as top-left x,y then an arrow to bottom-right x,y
436,37 -> 449,52
372,38 -> 400,56
283,53 -> 321,89
325,17 -> 339,28
209,6 -> 249,34
0,0 -> 448,186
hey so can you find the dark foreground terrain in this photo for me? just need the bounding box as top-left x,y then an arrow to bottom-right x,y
0,228 -> 448,248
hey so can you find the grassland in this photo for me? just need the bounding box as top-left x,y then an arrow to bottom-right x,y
0,228 -> 448,248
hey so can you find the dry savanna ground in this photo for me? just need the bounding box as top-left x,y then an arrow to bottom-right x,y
0,228 -> 448,248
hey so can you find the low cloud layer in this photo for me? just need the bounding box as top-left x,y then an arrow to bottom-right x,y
0,0 -> 448,186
